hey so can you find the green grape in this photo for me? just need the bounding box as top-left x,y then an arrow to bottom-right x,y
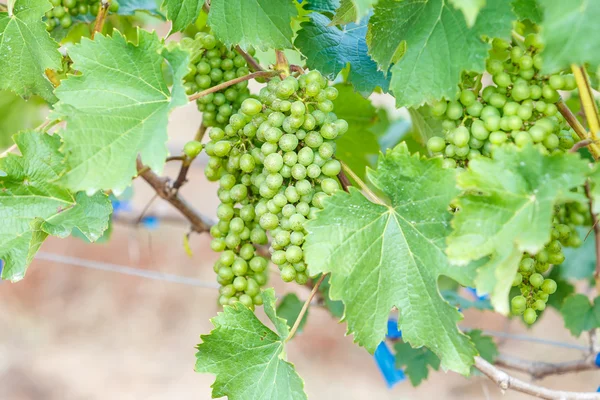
523,308 -> 537,324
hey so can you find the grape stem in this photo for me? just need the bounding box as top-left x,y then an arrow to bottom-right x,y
572,65 -> 600,140
91,0 -> 111,39
475,356 -> 600,399
285,274 -> 327,343
583,182 -> 600,283
172,123 -> 207,192
187,70 -> 279,102
235,46 -> 264,72
493,353 -> 598,380
135,158 -> 212,233
557,100 -> 600,159
568,139 -> 594,153
340,160 -> 386,206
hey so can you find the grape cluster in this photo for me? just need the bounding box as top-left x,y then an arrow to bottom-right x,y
183,32 -> 252,128
426,33 -> 578,168
45,0 -> 119,31
205,70 -> 345,307
510,202 -> 587,323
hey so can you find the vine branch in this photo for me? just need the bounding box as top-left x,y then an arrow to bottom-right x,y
475,357 -> 600,400
340,161 -> 385,206
493,354 -> 598,380
172,123 -> 207,192
572,65 -> 600,138
135,158 -> 211,233
188,71 -> 278,102
285,274 -> 327,343
91,0 -> 110,39
558,100 -> 600,159
584,182 -> 600,281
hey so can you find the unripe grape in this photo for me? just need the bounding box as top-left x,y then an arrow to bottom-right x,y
523,308 -> 537,324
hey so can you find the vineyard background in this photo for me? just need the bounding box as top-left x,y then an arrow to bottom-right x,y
1,94 -> 597,399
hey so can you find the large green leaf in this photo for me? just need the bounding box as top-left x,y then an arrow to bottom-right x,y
560,294 -> 600,337
559,228 -> 596,280
304,143 -> 477,375
305,0 -> 339,13
277,293 -> 309,333
119,0 -> 162,15
367,0 -> 512,107
0,132 -> 112,281
162,0 -> 202,32
540,0 -> 600,74
54,30 -> 188,194
511,0 -> 541,23
195,289 -> 307,400
394,341 -> 440,386
447,145 -> 590,314
0,91 -> 46,148
408,105 -> 444,149
332,84 -> 379,180
0,0 -> 62,102
294,13 -> 389,94
449,0 -> 485,27
207,0 -> 297,50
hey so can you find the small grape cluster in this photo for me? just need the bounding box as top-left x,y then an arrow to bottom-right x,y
45,0 -> 119,31
510,203 -> 586,324
183,32 -> 252,128
204,70 -> 345,307
426,34 -> 578,168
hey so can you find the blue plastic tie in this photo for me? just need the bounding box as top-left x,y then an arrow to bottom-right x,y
111,199 -> 132,215
466,287 -> 489,301
595,353 -> 600,368
374,342 -> 405,388
386,318 -> 402,339
141,215 -> 159,230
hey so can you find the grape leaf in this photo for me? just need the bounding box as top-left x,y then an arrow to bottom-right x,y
0,91 -> 45,148
0,0 -> 62,103
195,289 -> 307,400
119,0 -> 162,15
511,0 -> 541,23
408,106 -> 444,149
540,0 -> 600,74
318,274 -> 344,318
559,228 -> 596,280
162,0 -> 202,32
447,145 -> 590,314
449,0 -> 485,27
394,341 -> 440,386
348,0 -> 375,22
277,293 -> 308,333
304,143 -> 478,375
560,294 -> 600,337
54,30 -> 189,194
367,0 -> 512,107
305,0 -> 339,13
332,84 -> 379,179
441,290 -> 492,311
294,13 -> 389,94
545,267 -> 575,310
467,330 -> 497,363
0,131 -> 112,281
331,0 -> 355,25
207,0 -> 297,50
